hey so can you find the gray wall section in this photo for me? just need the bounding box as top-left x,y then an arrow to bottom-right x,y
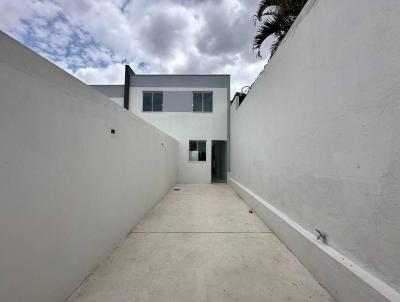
0,32 -> 178,302
163,91 -> 193,112
229,0 -> 400,301
131,74 -> 230,89
90,85 -> 124,107
91,85 -> 124,98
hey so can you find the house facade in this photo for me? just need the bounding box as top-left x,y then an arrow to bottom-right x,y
92,67 -> 230,184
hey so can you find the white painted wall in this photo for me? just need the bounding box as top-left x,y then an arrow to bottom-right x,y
229,0 -> 400,301
131,87 -> 228,183
0,32 -> 178,302
109,96 -> 124,107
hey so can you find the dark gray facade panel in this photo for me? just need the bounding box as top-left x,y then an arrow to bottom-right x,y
163,91 -> 193,112
124,65 -> 135,109
91,85 -> 124,98
131,75 -> 230,89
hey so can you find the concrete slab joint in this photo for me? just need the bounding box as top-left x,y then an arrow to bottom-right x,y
68,184 -> 334,302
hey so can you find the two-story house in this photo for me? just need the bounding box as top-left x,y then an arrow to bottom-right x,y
92,66 -> 230,184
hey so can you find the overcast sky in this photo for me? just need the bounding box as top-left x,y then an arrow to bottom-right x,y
0,0 -> 271,96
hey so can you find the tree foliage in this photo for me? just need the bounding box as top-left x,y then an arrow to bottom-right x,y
253,0 -> 308,58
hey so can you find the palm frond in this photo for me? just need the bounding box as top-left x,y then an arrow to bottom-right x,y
252,8 -> 293,58
253,0 -> 308,58
269,33 -> 285,58
254,0 -> 283,22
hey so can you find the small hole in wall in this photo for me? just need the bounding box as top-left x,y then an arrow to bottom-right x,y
111,129 -> 116,134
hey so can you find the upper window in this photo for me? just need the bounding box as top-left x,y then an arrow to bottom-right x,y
189,140 -> 206,161
143,92 -> 163,112
193,92 -> 213,112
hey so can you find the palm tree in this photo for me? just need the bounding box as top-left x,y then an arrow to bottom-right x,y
253,0 -> 308,58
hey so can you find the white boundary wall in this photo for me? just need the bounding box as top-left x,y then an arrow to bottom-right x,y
229,0 -> 400,301
0,32 -> 178,302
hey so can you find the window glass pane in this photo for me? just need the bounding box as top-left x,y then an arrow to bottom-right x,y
198,141 -> 206,161
193,92 -> 202,112
153,92 -> 163,111
189,140 -> 197,151
203,92 -> 213,112
143,92 -> 152,111
189,151 -> 198,161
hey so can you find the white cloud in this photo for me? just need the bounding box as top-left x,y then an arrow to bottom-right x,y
74,63 -> 125,84
0,0 -> 271,96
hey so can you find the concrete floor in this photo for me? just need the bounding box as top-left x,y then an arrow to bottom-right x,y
68,184 -> 334,302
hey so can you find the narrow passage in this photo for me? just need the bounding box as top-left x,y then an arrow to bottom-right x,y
69,184 -> 333,302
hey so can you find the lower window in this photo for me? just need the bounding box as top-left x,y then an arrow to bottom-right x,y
189,140 -> 206,161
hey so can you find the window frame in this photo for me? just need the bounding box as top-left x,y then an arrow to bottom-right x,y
189,140 -> 207,162
142,91 -> 163,112
192,91 -> 213,113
